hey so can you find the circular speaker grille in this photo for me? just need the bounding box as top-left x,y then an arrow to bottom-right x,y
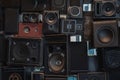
9,73 -> 22,80
29,14 -> 38,23
69,6 -> 81,16
45,12 -> 58,25
104,49 -> 120,69
102,2 -> 115,16
12,43 -> 30,62
97,27 -> 114,44
48,53 -> 65,73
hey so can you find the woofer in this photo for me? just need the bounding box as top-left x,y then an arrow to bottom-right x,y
102,2 -> 115,16
93,20 -> 118,48
48,53 -> 65,73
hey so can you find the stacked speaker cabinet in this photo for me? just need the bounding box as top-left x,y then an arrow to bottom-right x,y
67,0 -> 83,18
31,72 -> 44,80
51,0 -> 67,14
1,67 -> 32,80
43,11 -> 60,35
101,47 -> 120,71
16,12 -> 43,38
94,0 -> 120,19
67,40 -> 88,74
93,20 -> 119,48
7,38 -> 43,66
4,8 -> 19,34
44,35 -> 67,75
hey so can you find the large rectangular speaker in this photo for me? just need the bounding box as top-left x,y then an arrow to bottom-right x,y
1,67 -> 32,80
21,0 -> 48,11
100,47 -> 120,71
7,38 -> 43,66
51,0 -> 67,14
78,72 -> 106,80
93,20 -> 119,48
44,35 -> 67,75
67,0 -> 83,18
4,8 -> 19,34
67,41 -> 88,73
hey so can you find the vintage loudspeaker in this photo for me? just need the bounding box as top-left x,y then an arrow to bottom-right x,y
61,19 -> 83,34
44,42 -> 67,75
51,0 -> 67,14
101,47 -> 120,71
16,12 -> 43,38
31,72 -> 44,80
4,8 -> 19,34
67,41 -> 88,73
94,0 -> 119,19
93,20 -> 118,48
21,0 -> 48,11
67,0 -> 83,18
7,38 -> 43,66
43,11 -> 59,35
1,67 -> 33,80
0,34 -> 6,66
78,72 -> 106,80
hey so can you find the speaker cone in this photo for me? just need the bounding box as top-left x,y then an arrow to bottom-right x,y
97,27 -> 114,44
45,12 -> 58,25
102,2 -> 115,16
69,6 -> 81,16
12,43 -> 30,62
48,53 -> 65,73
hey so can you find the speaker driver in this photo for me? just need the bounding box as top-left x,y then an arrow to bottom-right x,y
68,6 -> 81,17
9,73 -> 22,80
45,13 -> 58,25
12,43 -> 30,62
97,27 -> 114,44
48,53 -> 65,73
102,2 -> 115,16
104,49 -> 120,69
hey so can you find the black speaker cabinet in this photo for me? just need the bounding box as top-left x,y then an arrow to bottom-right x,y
1,67 -> 32,80
43,10 -> 59,35
67,0 -> 83,18
0,34 -> 6,66
94,0 -> 120,19
61,19 -> 83,34
93,20 -> 118,48
44,42 -> 67,75
4,8 -> 19,34
51,0 -> 67,14
21,0 -> 48,11
8,38 -> 43,66
101,47 -> 120,71
67,41 -> 88,73
78,72 -> 106,80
